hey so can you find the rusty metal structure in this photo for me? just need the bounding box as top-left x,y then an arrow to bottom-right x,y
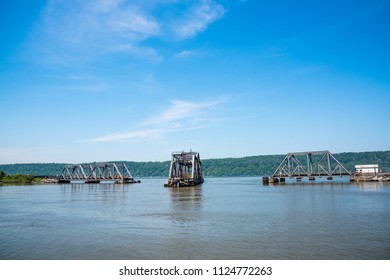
165,151 -> 204,187
264,150 -> 352,184
58,162 -> 140,184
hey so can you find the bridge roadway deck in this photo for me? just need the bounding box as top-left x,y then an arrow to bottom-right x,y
272,173 -> 351,178
57,178 -> 141,184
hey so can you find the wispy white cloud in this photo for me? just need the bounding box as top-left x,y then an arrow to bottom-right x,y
174,50 -> 197,59
134,72 -> 160,93
145,99 -> 220,125
174,49 -> 207,59
27,0 -> 226,64
85,129 -> 162,142
31,0 -> 161,64
112,44 -> 164,63
85,97 -> 226,142
171,0 -> 225,39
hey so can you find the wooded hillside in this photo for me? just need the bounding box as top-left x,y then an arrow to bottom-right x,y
1,151 -> 389,177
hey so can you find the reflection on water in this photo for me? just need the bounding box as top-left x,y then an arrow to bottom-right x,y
356,182 -> 386,191
0,178 -> 389,260
168,185 -> 203,226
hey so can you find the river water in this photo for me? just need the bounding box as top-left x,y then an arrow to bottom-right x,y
0,177 -> 389,260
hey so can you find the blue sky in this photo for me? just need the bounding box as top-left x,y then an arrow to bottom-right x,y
0,0 -> 389,164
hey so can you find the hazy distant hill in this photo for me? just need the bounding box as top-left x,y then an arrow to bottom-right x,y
1,151 -> 389,177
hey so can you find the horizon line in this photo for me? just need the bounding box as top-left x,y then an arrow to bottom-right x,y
0,149 -> 389,165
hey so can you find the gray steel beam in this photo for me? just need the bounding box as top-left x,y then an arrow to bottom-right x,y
272,150 -> 351,179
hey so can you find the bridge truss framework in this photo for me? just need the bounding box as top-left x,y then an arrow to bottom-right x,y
165,151 -> 204,187
265,150 -> 352,184
58,162 -> 139,184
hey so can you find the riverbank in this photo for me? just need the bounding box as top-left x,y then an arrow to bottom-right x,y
0,172 -> 42,185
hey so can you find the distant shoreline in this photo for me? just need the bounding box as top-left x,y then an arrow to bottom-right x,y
1,150 -> 389,178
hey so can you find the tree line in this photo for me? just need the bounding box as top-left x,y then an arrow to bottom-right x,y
0,171 -> 41,184
1,151 -> 389,178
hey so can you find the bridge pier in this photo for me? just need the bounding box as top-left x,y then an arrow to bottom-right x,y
58,179 -> 71,184
85,180 -> 100,184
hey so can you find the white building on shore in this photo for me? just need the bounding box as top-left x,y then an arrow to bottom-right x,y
355,164 -> 379,174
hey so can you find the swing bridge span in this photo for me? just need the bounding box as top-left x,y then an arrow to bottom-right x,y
58,162 -> 140,184
263,150 -> 352,184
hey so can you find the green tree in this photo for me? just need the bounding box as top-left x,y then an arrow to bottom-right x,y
0,170 -> 6,180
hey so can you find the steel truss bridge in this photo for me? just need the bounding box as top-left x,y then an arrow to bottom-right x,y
58,162 -> 140,184
264,150 -> 352,184
165,151 -> 204,187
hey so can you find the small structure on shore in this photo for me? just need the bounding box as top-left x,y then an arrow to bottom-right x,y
354,164 -> 379,174
164,151 -> 204,187
351,164 -> 390,182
